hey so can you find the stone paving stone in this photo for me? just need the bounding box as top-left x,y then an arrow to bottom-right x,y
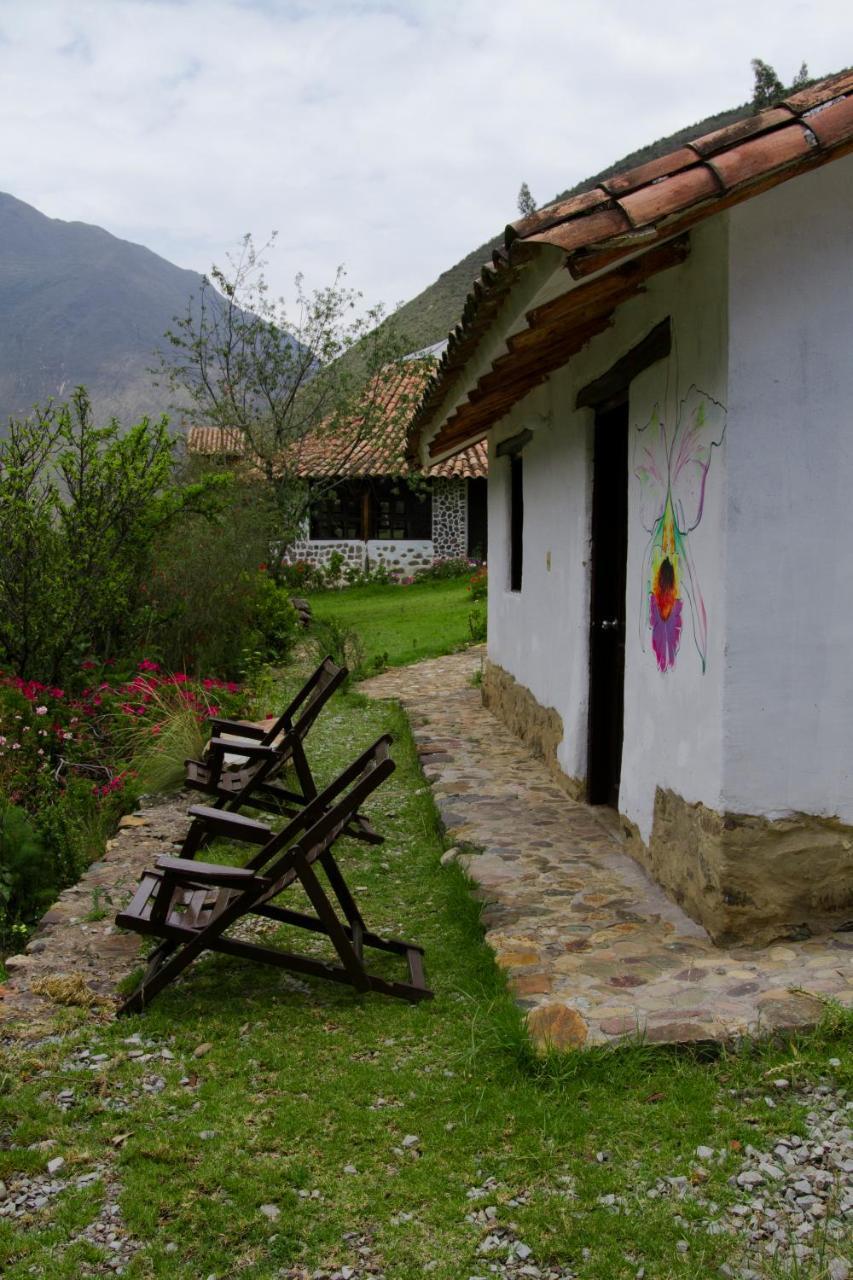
361,647 -> 853,1049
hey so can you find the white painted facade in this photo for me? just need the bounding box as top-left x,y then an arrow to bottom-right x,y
723,159 -> 853,822
485,155 -> 853,838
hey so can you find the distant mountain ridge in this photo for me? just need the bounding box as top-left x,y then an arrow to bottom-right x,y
0,191 -> 202,430
0,85 -> 826,430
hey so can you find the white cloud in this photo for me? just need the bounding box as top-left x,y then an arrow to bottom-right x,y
0,0 -> 850,322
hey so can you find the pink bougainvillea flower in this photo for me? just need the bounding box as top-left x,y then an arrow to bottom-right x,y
138,659 -> 160,672
48,688 -> 64,699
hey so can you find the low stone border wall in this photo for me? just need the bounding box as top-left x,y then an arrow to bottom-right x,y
0,794 -> 190,1039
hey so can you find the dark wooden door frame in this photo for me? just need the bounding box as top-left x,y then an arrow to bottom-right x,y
581,319 -> 672,808
587,401 -> 630,808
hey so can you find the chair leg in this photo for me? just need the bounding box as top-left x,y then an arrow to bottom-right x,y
118,933 -> 209,1016
294,857 -> 371,992
291,737 -> 318,803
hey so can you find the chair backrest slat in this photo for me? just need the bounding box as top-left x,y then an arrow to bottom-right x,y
248,737 -> 393,896
261,657 -> 346,745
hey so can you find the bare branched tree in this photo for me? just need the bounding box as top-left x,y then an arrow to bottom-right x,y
156,235 -> 416,571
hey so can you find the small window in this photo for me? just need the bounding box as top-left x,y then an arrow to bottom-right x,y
309,480 -> 364,540
509,455 -> 523,592
371,478 -> 432,540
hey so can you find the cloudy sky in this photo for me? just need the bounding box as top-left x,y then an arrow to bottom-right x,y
1,0 -> 850,316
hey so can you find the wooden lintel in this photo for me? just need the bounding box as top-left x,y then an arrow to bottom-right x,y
495,429 -> 533,458
576,319 -> 672,411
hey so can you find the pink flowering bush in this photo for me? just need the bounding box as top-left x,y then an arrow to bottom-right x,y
0,660 -> 246,945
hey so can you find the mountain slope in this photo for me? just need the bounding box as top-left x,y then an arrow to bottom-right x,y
391,98 -> 760,352
0,192 -> 203,429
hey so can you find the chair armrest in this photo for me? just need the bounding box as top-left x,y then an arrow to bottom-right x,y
187,805 -> 272,845
207,737 -> 278,760
155,856 -> 268,888
210,718 -> 266,740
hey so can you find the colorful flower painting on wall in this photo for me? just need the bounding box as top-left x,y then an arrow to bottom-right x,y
634,386 -> 726,674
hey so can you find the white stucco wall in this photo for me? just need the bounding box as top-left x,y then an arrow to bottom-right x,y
488,217 -> 729,841
723,156 -> 853,821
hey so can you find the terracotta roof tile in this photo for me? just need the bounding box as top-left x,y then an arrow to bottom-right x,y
689,105 -> 795,157
185,426 -> 245,457
602,146 -> 698,196
804,93 -> 853,147
409,67 -> 853,464
707,121 -> 815,190
186,364 -> 487,481
784,69 -> 853,112
618,164 -> 720,227
524,204 -> 632,252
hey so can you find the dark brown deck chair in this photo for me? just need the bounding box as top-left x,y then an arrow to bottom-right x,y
184,656 -> 379,844
116,736 -> 431,1014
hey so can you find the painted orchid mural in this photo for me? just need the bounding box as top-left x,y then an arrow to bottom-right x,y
634,385 -> 726,674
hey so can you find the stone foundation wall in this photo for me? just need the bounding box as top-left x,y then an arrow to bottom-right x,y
432,478 -> 467,560
284,538 -> 435,578
624,790 -> 853,947
285,539 -> 366,571
366,540 -> 434,575
483,660 -> 853,947
481,659 -> 584,800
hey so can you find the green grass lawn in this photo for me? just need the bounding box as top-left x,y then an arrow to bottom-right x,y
306,577 -> 477,670
0,682 -> 850,1279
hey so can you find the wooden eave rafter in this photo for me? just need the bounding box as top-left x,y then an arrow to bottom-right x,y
427,235 -> 689,459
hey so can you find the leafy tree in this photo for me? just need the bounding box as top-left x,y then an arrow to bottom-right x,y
0,388 -> 223,682
156,236 -> 414,572
792,61 -> 810,90
751,58 -> 785,109
517,182 -> 537,217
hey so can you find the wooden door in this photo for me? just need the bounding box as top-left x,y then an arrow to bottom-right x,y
587,403 -> 629,808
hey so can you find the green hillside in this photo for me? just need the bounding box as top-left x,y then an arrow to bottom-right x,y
391,98 -> 757,352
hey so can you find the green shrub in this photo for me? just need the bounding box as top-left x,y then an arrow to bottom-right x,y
343,560 -> 393,587
279,559 -> 327,592
141,478 -> 293,678
468,605 -> 487,643
310,615 -> 364,679
416,557 -> 480,582
0,388 -> 224,684
248,574 -> 300,664
0,803 -> 59,946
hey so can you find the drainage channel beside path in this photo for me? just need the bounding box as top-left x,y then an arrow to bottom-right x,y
360,647 -> 853,1049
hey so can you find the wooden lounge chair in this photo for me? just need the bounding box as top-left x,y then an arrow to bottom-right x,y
185,656 -> 380,844
117,736 -> 431,1014
185,655 -> 346,813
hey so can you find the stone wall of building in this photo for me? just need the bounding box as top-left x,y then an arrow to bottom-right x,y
432,478 -> 468,559
623,788 -> 853,947
366,540 -> 434,576
283,537 -> 434,578
285,539 -> 366,572
482,659 -> 584,801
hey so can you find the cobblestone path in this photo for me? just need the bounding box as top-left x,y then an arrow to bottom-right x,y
361,648 -> 853,1049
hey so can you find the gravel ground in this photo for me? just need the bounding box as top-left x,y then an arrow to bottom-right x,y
3,1032 -> 850,1279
